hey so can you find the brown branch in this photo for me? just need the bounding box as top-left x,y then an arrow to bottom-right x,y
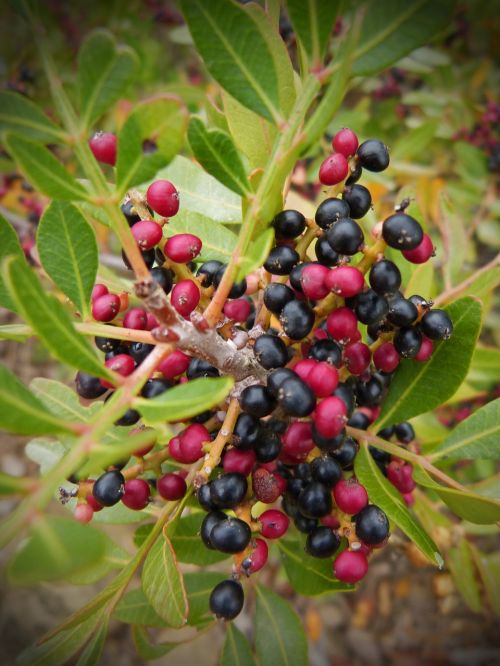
433,254 -> 500,306
195,398 -> 240,486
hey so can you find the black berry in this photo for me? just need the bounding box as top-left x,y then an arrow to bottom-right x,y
298,481 -> 333,518
273,209 -> 306,239
210,473 -> 248,509
264,245 -> 300,275
310,456 -> 342,487
210,517 -> 252,553
280,300 -> 314,339
201,509 -> 226,548
421,309 -> 453,340
254,334 -> 288,369
278,376 -> 316,417
92,470 -> 125,506
306,526 -> 340,558
357,139 -> 390,172
197,260 -> 223,287
315,197 -> 351,229
342,184 -> 372,219
214,265 -> 247,298
353,289 -> 389,325
240,385 -> 276,417
263,283 -> 295,315
75,371 -> 108,399
355,505 -> 390,545
209,579 -> 244,620
382,213 -> 424,250
369,260 -> 401,296
315,234 -> 340,266
326,217 -> 364,255
393,326 -> 422,358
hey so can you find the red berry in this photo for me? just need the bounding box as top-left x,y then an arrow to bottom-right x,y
314,396 -> 347,439
326,307 -> 358,343
74,503 -> 94,523
92,293 -> 120,322
300,263 -> 330,300
373,342 -> 400,373
89,131 -> 117,166
159,349 -> 191,378
178,423 -> 210,463
332,128 -> 359,158
164,233 -> 202,263
402,233 -> 434,264
223,298 -> 251,322
122,479 -> 150,510
86,494 -> 103,512
91,283 -> 108,302
171,279 -> 200,317
157,473 -> 187,500
387,461 -> 416,494
334,550 -> 368,583
415,336 -> 433,362
146,179 -> 180,217
240,538 -> 268,574
102,353 -> 135,388
325,266 -> 365,297
282,421 -> 314,461
403,492 -> 415,507
123,307 -> 148,330
259,509 -> 289,539
306,361 -> 339,397
321,514 -> 340,529
146,313 -> 159,330
131,219 -> 163,250
333,478 -> 368,514
223,448 -> 256,476
293,359 -> 317,382
168,436 -> 184,462
252,467 -> 283,503
343,342 -> 371,375
319,153 -> 349,185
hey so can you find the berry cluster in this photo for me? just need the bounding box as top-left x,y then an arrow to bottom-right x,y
72,127 -> 454,622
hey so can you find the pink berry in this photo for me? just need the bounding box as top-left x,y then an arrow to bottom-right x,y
252,467 -> 283,503
402,233 -> 434,264
122,479 -> 150,510
300,263 -> 330,300
403,492 -> 415,507
123,307 -> 148,330
332,128 -> 359,158
171,279 -> 200,317
91,283 -> 108,302
326,307 -> 358,343
159,349 -> 191,378
223,448 -> 256,476
343,342 -> 371,375
178,423 -> 210,463
282,421 -> 314,461
293,359 -> 317,382
89,131 -> 117,166
168,436 -> 184,462
145,312 -> 159,330
101,353 -> 135,388
373,342 -> 400,373
387,461 -> 416,494
334,550 -> 368,583
223,298 -> 251,322
321,514 -> 340,529
74,503 -> 94,523
333,478 -> 368,514
86,494 -> 103,512
415,336 -> 433,362
157,473 -> 187,500
240,538 -> 268,574
92,293 -> 120,322
164,233 -> 202,263
325,266 -> 365,297
259,509 -> 289,539
131,219 -> 163,250
319,153 -> 349,186
314,396 -> 347,439
146,179 -> 180,217
306,361 -> 339,397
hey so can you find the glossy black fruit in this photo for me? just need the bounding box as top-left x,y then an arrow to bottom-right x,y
209,579 -> 244,619
315,234 -> 340,266
294,512 -> 318,533
280,300 -> 314,339
122,247 -> 155,270
382,213 -> 423,250
263,283 -> 295,315
298,481 -> 333,518
273,209 -> 306,239
357,139 -> 390,172
394,422 -> 415,443
347,410 -> 370,430
198,483 -> 217,512
254,428 -> 282,462
114,407 -> 141,426
421,309 -> 453,340
94,336 -> 121,354
200,509 -> 227,548
254,334 -> 288,369
75,371 -> 108,399
150,266 -> 173,294
239,385 -> 276,418
311,456 -> 342,487
187,358 -> 220,379
393,326 -> 422,358
330,436 -> 359,469
342,184 -> 372,219
233,413 -> 261,449
326,217 -> 364,255
210,517 -> 252,553
369,260 -> 401,296
355,376 -> 385,407
129,342 -> 155,364
197,260 -> 223,287
333,383 -> 356,415
306,526 -> 341,558
386,297 -> 418,327
355,505 -> 390,545
289,261 -> 312,292
312,423 -> 345,451
264,245 -> 300,275
315,197 -> 351,229
353,289 -> 389,325
278,376 -> 316,417
92,470 -> 125,506
308,339 -> 342,367
210,473 -> 248,509
267,367 -> 297,397
140,378 -> 172,399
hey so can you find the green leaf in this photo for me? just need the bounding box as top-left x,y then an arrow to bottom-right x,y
377,298 -> 482,428
459,266 -> 500,301
236,228 -> 275,281
184,571 -> 226,626
0,323 -> 31,341
2,255 -> 114,380
285,0 -> 342,64
64,542 -> 129,585
413,466 -> 500,525
116,95 -> 187,193
278,538 -> 353,595
135,377 -> 234,424
431,398 -> 500,461
0,90 -> 64,143
30,378 -> 94,423
131,626 -> 179,661
391,121 -> 439,161
77,29 -> 139,127
354,444 -> 442,566
164,210 -> 238,263
255,585 -> 308,666
75,618 -> 109,666
404,260 -> 434,301
447,541 -> 482,613
26,438 -> 69,474
468,345 -> 500,388
0,364 -> 73,435
180,0 -> 288,124
156,155 -> 242,225
8,516 -> 108,585
352,0 -> 456,76
188,117 -> 250,195
114,588 -> 166,627
0,212 -> 25,311
221,624 -> 256,666
170,513 -> 230,565
37,202 -> 98,319
0,472 -> 33,496
470,547 -> 500,616
141,528 -> 188,628
3,133 -> 88,201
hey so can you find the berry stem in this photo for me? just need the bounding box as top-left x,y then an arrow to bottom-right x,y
194,398 -> 240,486
356,238 -> 387,274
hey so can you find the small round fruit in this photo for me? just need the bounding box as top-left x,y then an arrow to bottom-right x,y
306,361 -> 339,398
300,263 -> 330,300
76,371 -> 108,399
223,298 -> 251,322
121,479 -> 150,510
209,579 -> 244,620
164,233 -> 202,263
210,473 -> 248,509
421,309 -> 453,340
308,338 -> 342,367
123,307 -> 148,330
355,505 -> 389,545
233,413 -> 261,449
280,300 -> 314,340
415,336 -> 433,361
223,448 -> 256,476
330,436 -> 359,470
402,233 -> 434,263
263,283 -> 295,315
315,235 -> 340,266
254,334 -> 288,369
240,538 -> 268,574
343,342 -> 371,375
314,396 -> 347,439
210,517 -> 252,553
315,197 -> 351,229
92,470 -> 125,507
353,289 -> 389,325
171,279 -> 200,317
92,293 -> 120,322
334,549 -> 369,583
273,210 -> 306,239
306,526 -> 340,557
326,265 -> 365,297
319,153 -> 349,185
298,481 -> 332,518
264,245 -> 300,275
387,297 -> 418,327
369,260 -> 401,296
240,385 -> 276,418
278,376 -> 316,417
310,456 -> 342,487
213,265 -> 247,298
342,184 -> 372,219
332,128 -> 359,158
89,131 -> 117,166
74,503 -> 94,523
131,219 -> 163,250
333,477 -> 368,514
393,326 -> 422,358
382,213 -> 423,250
151,266 -> 174,295
394,422 -> 415,443
197,260 -> 223,287
357,139 -> 390,172
157,473 -> 187,500
373,342 -> 400,373
326,217 -> 364,255
259,509 -> 289,539
146,179 -> 179,217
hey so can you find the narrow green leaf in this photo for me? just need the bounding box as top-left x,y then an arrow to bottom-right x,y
64,542 -> 130,586
75,618 -> 109,666
377,298 -> 482,428
184,571 -> 226,626
164,210 -> 238,263
353,0 -> 456,76
391,121 -> 439,160
431,398 -> 500,461
188,117 -> 250,195
2,256 -> 114,380
77,29 -> 139,127
180,0 -> 286,124
236,228 -> 275,281
0,212 -> 25,311
30,378 -> 93,423
37,202 -> 98,318
286,0 -> 342,64
0,472 -> 33,496
135,377 -> 234,424
141,528 -> 188,628
447,541 -> 482,613
355,444 -> 442,566
3,133 -> 87,201
255,585 -> 308,666
116,95 -> 187,193
114,588 -> 166,627
8,516 -> 108,585
170,513 -> 230,565
26,438 -> 69,474
0,323 -> 31,341
404,260 -> 434,300
0,363 -> 73,435
221,624 -> 256,666
156,155 -> 242,225
459,266 -> 500,301
131,626 -> 179,661
0,90 -> 64,142
470,547 -> 500,616
468,345 -> 500,388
